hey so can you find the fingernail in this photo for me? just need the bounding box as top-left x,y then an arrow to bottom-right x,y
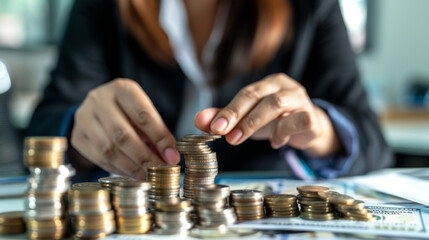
211,118 -> 228,133
164,148 -> 180,164
228,128 -> 243,144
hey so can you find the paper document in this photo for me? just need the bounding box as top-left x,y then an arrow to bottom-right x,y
354,168 -> 429,206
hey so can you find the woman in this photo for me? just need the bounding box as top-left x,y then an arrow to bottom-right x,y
28,0 -> 393,181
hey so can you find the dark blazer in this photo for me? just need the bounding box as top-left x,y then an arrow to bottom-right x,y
28,0 -> 394,176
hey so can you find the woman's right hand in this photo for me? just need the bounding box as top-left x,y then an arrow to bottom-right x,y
71,78 -> 180,180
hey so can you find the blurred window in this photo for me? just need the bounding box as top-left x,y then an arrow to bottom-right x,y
0,0 -> 73,48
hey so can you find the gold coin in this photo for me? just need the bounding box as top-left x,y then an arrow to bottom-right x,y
0,225 -> 25,234
182,134 -> 221,142
112,180 -> 151,189
25,218 -> 64,228
147,165 -> 180,173
336,200 -> 366,211
318,191 -> 355,205
72,210 -> 115,221
24,137 -> 67,151
297,185 -> 329,194
155,198 -> 191,211
264,194 -> 297,203
0,211 -> 24,225
300,212 -> 335,221
98,176 -> 132,185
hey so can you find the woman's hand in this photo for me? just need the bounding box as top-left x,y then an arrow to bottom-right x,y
71,78 -> 180,180
195,73 -> 342,157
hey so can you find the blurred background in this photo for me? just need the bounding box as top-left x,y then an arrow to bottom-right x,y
0,0 -> 428,176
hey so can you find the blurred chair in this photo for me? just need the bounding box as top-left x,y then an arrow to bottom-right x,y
0,60 -> 24,176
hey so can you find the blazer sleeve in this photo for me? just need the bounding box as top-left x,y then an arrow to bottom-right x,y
301,0 -> 394,176
27,0 -> 112,136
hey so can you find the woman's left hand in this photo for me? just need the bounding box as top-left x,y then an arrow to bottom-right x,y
194,73 -> 342,157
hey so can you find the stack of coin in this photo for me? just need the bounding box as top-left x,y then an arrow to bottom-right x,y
0,211 -> 25,234
318,191 -> 375,221
264,194 -> 299,218
69,182 -> 115,238
23,137 -> 67,168
24,165 -> 74,239
297,185 -> 335,221
111,180 -> 152,234
98,176 -> 132,190
176,134 -> 221,199
154,198 -> 194,235
147,165 -> 181,202
193,184 -> 236,228
230,190 -> 265,221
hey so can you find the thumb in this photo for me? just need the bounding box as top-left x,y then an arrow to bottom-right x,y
194,108 -> 221,133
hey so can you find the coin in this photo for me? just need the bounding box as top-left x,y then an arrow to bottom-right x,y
0,211 -> 25,234
318,191 -> 355,205
23,140 -> 74,239
297,185 -> 329,194
300,212 -> 335,221
177,134 -> 221,200
230,190 -> 265,221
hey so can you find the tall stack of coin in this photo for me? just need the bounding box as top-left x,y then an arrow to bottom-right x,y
176,134 -> 221,199
264,194 -> 299,218
297,185 -> 335,221
0,211 -> 25,234
69,182 -> 115,238
193,184 -> 237,228
111,180 -> 152,234
24,164 -> 74,240
154,198 -> 194,235
230,190 -> 265,221
24,137 -> 67,168
147,165 -> 181,202
318,191 -> 375,221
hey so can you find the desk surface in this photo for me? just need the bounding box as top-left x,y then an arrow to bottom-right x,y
1,170 -> 428,240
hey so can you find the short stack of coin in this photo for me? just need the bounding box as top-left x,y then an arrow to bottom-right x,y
264,194 -> 299,218
24,137 -> 67,168
69,182 -> 115,238
297,185 -> 335,221
147,165 -> 181,203
230,190 -> 265,221
0,211 -> 25,234
318,191 -> 375,221
154,198 -> 194,235
111,180 -> 152,234
176,134 -> 221,199
24,164 -> 74,239
193,184 -> 237,228
98,176 -> 132,190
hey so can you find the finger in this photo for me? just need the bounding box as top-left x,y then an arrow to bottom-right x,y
94,99 -> 166,168
250,120 -> 277,140
210,77 -> 282,135
71,129 -> 129,177
114,79 -> 179,164
270,111 -> 313,149
226,91 -> 303,145
194,108 -> 220,133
